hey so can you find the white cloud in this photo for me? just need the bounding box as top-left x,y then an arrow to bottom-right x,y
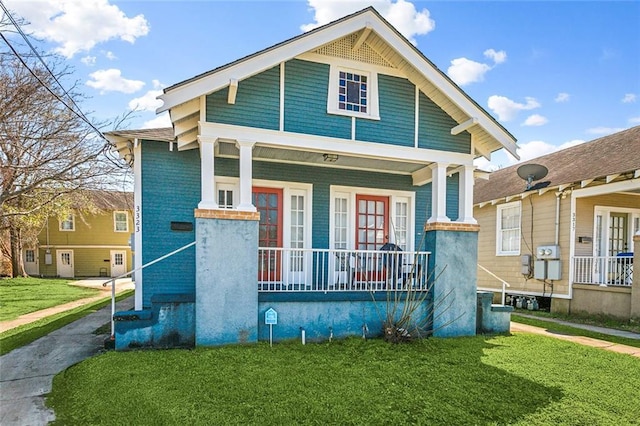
447,58 -> 491,86
86,69 -> 145,94
301,0 -> 435,44
447,49 -> 506,86
629,116 -> 640,125
586,126 -> 626,135
484,49 -> 506,64
5,0 -> 150,58
513,139 -> 586,164
80,56 -> 96,66
522,114 -> 548,127
105,51 -> 118,61
128,80 -> 165,112
473,157 -> 500,172
487,95 -> 540,122
555,92 -> 570,103
142,112 -> 171,129
622,93 -> 637,103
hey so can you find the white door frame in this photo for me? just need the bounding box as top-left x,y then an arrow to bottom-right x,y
56,250 -> 74,278
23,248 -> 39,276
110,250 -> 127,277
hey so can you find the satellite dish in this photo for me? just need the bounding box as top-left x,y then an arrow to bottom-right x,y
517,163 -> 548,190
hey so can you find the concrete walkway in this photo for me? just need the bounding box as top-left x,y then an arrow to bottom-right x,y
0,295 -> 134,426
510,315 -> 640,358
0,278 -> 134,333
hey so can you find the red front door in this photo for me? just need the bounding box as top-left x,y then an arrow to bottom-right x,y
253,187 -> 283,281
356,195 -> 389,282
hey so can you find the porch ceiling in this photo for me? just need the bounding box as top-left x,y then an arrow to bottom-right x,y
216,141 -> 426,175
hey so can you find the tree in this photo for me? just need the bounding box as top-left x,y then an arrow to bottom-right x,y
0,26 -> 127,276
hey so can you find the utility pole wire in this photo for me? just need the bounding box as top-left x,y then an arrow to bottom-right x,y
0,1 -> 108,144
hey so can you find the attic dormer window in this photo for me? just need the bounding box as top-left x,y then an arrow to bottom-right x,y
339,72 -> 367,113
327,65 -> 379,120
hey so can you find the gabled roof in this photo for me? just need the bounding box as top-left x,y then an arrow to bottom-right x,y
105,128 -> 174,161
106,128 -> 174,142
158,7 -> 518,159
71,190 -> 133,211
88,190 -> 134,211
474,125 -> 640,205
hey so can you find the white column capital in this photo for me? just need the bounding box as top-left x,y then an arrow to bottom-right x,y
235,139 -> 256,149
428,162 -> 449,171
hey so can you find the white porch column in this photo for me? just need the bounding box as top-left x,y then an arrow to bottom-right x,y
198,140 -> 218,210
428,162 -> 450,223
236,139 -> 257,212
458,164 -> 477,224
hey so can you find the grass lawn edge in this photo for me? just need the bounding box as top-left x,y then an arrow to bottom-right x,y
511,313 -> 640,348
0,290 -> 134,356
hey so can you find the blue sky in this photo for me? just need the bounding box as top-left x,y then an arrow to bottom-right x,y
3,0 -> 639,170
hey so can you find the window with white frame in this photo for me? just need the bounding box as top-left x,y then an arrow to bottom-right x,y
393,199 -> 409,251
334,194 -> 349,250
290,193 -> 305,272
327,66 -> 379,120
59,214 -> 74,231
496,201 -> 521,255
114,211 -> 129,232
25,249 -> 35,263
218,188 -> 234,209
216,182 -> 237,209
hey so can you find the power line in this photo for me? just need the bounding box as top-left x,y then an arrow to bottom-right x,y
0,1 -> 108,143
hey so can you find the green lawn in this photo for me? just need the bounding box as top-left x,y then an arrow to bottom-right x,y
0,290 -> 133,356
48,335 -> 639,425
0,277 -> 100,321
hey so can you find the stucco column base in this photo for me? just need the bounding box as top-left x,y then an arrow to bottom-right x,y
195,209 -> 260,346
425,222 -> 480,337
631,235 -> 640,320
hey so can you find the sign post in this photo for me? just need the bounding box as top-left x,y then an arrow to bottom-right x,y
265,308 -> 278,347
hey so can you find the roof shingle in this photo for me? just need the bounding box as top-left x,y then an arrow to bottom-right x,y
474,126 -> 640,204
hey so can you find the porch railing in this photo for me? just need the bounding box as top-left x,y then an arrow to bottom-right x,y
573,255 -> 634,286
477,264 -> 511,305
258,248 -> 430,292
102,241 -> 197,339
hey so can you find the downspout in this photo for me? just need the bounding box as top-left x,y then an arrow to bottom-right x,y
555,192 -> 561,245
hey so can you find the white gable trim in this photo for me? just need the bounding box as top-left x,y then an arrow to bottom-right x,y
199,121 -> 474,167
158,9 -> 516,157
158,12 -> 381,113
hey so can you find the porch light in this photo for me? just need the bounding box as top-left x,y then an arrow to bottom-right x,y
323,153 -> 339,162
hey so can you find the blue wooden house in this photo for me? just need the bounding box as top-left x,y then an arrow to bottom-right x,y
106,7 -> 518,349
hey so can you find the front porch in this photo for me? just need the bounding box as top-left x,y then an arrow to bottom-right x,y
257,247 -> 430,292
573,254 -> 634,287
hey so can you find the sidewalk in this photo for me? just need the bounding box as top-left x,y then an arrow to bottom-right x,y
0,278 -> 134,334
0,295 -> 134,426
510,315 -> 640,358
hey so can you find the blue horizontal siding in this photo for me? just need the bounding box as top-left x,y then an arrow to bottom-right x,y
284,59 -> 351,139
215,158 -> 430,252
356,74 -> 415,146
141,141 -> 200,308
206,66 -> 280,130
418,92 -> 471,153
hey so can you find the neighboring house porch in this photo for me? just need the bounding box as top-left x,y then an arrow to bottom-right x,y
475,126 -> 640,320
